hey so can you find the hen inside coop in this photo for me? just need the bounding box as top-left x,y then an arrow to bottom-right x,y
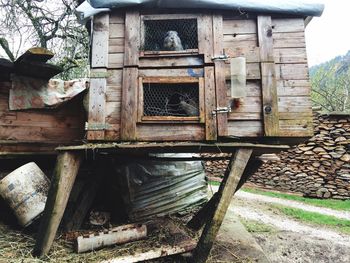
143,83 -> 200,117
143,18 -> 198,52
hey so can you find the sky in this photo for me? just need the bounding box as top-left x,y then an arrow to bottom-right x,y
305,0 -> 350,66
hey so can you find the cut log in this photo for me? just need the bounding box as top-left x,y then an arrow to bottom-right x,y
76,224 -> 147,253
100,239 -> 196,263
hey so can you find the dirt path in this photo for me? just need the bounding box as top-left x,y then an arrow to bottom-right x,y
230,190 -> 350,263
235,191 -> 350,220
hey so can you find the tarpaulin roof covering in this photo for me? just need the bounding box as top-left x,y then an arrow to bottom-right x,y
87,0 -> 325,17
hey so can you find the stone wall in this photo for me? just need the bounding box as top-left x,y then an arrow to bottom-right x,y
249,113 -> 350,200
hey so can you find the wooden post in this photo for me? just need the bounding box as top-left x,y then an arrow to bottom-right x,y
33,151 -> 82,257
192,148 -> 253,263
187,158 -> 262,231
257,16 -> 279,136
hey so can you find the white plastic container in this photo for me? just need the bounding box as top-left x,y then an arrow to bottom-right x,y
0,162 -> 50,227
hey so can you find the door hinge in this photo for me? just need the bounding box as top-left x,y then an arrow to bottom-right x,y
212,106 -> 231,116
85,122 -> 110,131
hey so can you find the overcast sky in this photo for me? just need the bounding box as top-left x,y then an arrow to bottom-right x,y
305,0 -> 350,66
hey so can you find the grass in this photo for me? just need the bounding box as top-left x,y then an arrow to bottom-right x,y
242,187 -> 350,211
240,219 -> 275,233
275,206 -> 350,234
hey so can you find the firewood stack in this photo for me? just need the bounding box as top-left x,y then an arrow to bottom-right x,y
249,113 -> 350,200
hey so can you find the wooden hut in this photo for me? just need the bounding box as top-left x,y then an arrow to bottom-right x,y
33,1 -> 324,261
0,50 -> 86,156
84,3 -> 323,143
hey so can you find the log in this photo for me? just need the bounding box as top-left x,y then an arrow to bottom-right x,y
101,239 -> 196,263
33,151 -> 82,257
76,224 -> 147,253
192,148 -> 253,263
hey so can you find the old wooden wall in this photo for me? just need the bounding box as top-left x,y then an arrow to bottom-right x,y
0,82 -> 85,153
223,16 -> 312,137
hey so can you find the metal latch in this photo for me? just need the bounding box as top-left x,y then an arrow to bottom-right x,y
211,54 -> 230,61
85,122 -> 110,131
212,106 -> 232,116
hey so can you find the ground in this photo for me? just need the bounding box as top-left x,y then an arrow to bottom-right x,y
231,189 -> 350,263
0,187 -> 349,262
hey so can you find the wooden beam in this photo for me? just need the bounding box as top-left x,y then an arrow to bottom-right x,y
91,13 -> 109,68
120,67 -> 138,140
87,69 -> 107,140
124,11 -> 140,66
33,151 -> 82,257
257,16 -> 279,136
212,14 -> 228,137
198,14 -> 214,64
204,66 -> 217,141
192,148 -> 253,263
187,158 -> 262,231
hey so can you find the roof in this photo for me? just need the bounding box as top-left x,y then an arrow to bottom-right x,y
87,0 -> 325,17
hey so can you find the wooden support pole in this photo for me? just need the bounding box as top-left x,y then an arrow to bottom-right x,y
187,158 -> 262,231
192,148 -> 253,263
33,151 -> 82,257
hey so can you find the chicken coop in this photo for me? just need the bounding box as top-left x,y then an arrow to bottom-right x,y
84,5 -> 320,143
32,1 -> 324,261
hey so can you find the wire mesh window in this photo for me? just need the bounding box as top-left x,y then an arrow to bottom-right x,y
143,83 -> 199,117
143,19 -> 198,51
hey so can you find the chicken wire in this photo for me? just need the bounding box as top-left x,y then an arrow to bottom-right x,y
143,83 -> 199,117
143,19 -> 198,51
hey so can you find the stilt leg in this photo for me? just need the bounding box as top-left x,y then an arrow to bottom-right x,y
192,148 -> 253,263
33,151 -> 82,257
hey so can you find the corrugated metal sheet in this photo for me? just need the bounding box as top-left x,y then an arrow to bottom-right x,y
113,154 -> 208,221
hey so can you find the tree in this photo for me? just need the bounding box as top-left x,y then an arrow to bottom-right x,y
0,0 -> 89,79
310,52 -> 350,113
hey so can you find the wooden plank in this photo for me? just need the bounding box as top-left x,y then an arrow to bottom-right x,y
224,63 -> 260,80
198,14 -> 214,64
204,67 -> 217,141
227,121 -> 263,137
276,63 -> 309,80
223,20 -> 257,34
258,16 -> 279,137
142,76 -> 199,83
108,53 -> 124,68
109,23 -> 125,38
57,142 -> 290,153
120,67 -> 138,140
136,124 -> 205,141
258,16 -> 274,63
224,46 -> 260,63
124,11 -> 140,66
273,32 -> 306,48
87,70 -> 107,140
213,14 -> 228,137
272,18 -> 305,33
193,148 -> 253,263
107,69 -> 123,85
105,101 -> 121,124
106,85 -> 122,102
33,151 -> 82,257
109,11 -> 125,24
277,85 -> 311,97
274,48 -> 307,64
91,14 -> 109,68
139,56 -> 203,68
223,34 -> 257,49
109,38 -> 125,53
139,68 -> 204,78
261,63 -> 279,136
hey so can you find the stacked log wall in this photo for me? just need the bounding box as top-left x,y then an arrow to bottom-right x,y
205,113 -> 350,200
